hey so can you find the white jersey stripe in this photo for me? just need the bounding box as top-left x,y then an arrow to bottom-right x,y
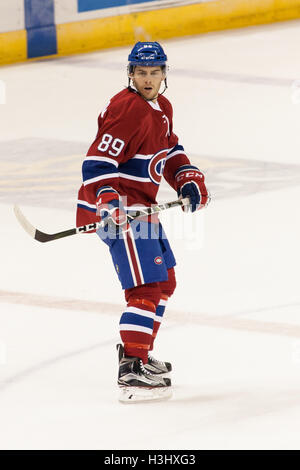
119,324 -> 153,335
154,315 -> 163,323
119,172 -> 151,183
126,306 -> 155,320
123,232 -> 137,287
85,156 -> 118,167
128,227 -> 145,285
77,200 -> 96,209
132,154 -> 153,160
83,173 -> 118,186
166,150 -> 187,160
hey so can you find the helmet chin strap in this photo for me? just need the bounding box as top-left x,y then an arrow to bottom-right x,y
158,78 -> 168,97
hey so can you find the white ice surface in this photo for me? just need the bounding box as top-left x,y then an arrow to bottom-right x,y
1,21 -> 300,450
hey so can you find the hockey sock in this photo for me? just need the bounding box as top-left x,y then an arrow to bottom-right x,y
119,298 -> 157,364
149,294 -> 168,351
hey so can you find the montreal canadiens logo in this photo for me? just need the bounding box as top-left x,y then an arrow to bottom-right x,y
148,149 -> 167,185
154,256 -> 163,265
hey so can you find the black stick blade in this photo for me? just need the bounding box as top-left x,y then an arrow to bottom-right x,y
34,227 -> 77,243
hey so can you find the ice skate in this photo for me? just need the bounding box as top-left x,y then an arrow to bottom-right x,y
117,344 -> 172,403
144,353 -> 172,378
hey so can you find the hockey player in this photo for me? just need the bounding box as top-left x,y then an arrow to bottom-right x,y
76,42 -> 210,402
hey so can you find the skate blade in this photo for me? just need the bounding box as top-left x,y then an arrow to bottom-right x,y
118,385 -> 172,404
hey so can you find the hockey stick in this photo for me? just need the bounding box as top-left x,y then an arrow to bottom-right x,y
13,198 -> 190,243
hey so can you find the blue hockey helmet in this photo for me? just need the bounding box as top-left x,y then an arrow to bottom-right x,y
128,42 -> 167,68
127,41 -> 168,96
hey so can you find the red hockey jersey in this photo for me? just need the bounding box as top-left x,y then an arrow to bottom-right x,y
76,87 -> 191,227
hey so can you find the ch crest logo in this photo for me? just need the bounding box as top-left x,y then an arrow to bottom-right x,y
148,149 -> 168,185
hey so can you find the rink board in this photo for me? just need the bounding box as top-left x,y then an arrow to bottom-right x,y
1,0 -> 300,65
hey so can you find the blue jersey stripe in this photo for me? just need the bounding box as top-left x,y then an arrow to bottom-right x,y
118,158 -> 149,179
167,144 -> 185,155
119,312 -> 154,329
96,186 -> 118,197
156,305 -> 166,318
82,160 -> 118,182
175,164 -> 199,176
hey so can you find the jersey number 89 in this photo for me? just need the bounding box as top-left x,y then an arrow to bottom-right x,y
98,133 -> 125,157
